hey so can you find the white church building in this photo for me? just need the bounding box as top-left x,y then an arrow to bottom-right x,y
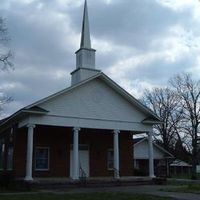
0,0 -> 161,182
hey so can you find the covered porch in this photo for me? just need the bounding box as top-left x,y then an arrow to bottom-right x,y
14,123 -> 155,181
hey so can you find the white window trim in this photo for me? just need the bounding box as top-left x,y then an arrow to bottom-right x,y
107,149 -> 114,171
35,147 -> 50,171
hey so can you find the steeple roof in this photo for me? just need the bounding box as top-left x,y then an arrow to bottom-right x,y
80,0 -> 91,48
71,0 -> 98,85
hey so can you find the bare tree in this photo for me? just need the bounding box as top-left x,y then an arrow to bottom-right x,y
0,94 -> 12,116
170,73 -> 200,179
0,17 -> 13,117
0,17 -> 13,70
143,87 -> 183,152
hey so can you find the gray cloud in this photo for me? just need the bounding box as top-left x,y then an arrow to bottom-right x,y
129,55 -> 196,85
0,0 -> 199,117
70,0 -> 193,51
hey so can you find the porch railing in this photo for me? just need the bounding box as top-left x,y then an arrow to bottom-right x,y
79,166 -> 87,185
113,168 -> 120,179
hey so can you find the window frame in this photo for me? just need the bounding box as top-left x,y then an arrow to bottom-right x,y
35,147 -> 50,171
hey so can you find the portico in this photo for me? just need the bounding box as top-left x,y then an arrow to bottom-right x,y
22,120 -> 155,181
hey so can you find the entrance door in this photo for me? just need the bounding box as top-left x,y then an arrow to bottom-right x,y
70,149 -> 89,178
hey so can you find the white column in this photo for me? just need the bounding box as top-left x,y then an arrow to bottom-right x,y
72,127 -> 80,180
25,124 -> 35,181
113,130 -> 120,179
148,131 -> 155,178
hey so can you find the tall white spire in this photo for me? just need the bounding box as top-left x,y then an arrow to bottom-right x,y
80,0 -> 91,48
71,0 -> 100,85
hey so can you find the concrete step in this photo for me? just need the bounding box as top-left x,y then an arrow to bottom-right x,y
28,178 -> 156,190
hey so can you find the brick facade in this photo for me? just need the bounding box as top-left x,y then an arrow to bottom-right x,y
12,125 -> 134,178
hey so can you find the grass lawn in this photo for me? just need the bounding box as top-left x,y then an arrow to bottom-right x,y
186,184 -> 200,193
162,184 -> 200,194
170,173 -> 200,180
0,192 -> 172,200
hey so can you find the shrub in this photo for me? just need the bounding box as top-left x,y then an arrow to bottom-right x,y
0,171 -> 15,189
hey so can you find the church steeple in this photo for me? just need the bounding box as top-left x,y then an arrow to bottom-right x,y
80,0 -> 91,49
71,0 -> 100,86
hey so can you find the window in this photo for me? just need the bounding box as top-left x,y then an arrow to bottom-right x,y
35,147 -> 49,171
134,160 -> 140,170
107,149 -> 114,170
7,146 -> 13,170
0,139 -> 5,170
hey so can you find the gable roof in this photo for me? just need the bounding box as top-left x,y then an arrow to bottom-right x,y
0,117 -> 9,124
26,72 -> 161,121
170,159 -> 192,167
133,137 -> 145,144
133,137 -> 174,158
0,72 -> 162,129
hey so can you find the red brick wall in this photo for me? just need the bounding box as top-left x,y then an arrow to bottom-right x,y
14,126 -> 72,178
14,126 -> 133,178
0,128 -> 15,172
119,132 -> 134,176
81,129 -> 113,177
33,126 -> 71,177
13,128 -> 27,177
0,131 -> 8,172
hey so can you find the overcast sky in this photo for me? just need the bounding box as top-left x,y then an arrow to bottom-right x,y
0,0 -> 200,118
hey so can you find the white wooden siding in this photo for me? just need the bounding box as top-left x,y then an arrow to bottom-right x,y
18,78 -> 152,131
40,78 -> 146,122
134,140 -> 165,159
